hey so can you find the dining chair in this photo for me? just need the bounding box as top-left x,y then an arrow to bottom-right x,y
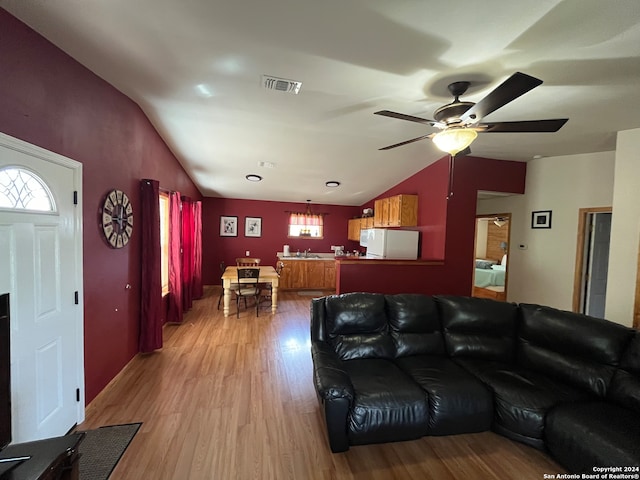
260,261 -> 284,309
217,261 -> 239,310
234,267 -> 261,317
236,257 -> 261,266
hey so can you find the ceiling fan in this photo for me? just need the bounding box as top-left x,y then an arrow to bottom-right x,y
374,72 -> 568,156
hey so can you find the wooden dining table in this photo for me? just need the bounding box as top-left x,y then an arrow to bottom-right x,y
221,265 -> 279,317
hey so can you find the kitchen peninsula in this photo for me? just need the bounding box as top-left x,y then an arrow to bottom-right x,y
276,252 -> 443,293
334,256 -> 444,295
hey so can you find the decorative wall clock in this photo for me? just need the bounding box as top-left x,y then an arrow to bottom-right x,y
101,189 -> 133,248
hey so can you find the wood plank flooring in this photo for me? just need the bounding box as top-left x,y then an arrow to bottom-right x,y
80,287 -> 565,479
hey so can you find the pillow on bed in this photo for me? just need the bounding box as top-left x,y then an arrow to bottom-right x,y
491,264 -> 506,271
475,259 -> 496,269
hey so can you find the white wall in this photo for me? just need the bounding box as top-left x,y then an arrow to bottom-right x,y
605,128 -> 640,326
477,151 -> 615,311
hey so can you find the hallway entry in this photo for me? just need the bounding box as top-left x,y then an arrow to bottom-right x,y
573,207 -> 612,319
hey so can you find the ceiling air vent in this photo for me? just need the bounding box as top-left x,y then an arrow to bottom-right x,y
262,75 -> 302,94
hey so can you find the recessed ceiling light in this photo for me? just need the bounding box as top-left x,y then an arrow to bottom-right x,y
195,83 -> 214,98
325,181 -> 341,187
246,174 -> 262,182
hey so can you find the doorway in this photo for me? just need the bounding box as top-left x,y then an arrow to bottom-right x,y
0,133 -> 84,442
573,207 -> 612,318
473,214 -> 511,301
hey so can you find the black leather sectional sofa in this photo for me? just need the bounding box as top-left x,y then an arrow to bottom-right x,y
310,293 -> 640,472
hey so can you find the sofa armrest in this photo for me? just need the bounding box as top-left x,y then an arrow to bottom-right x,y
311,341 -> 354,452
311,341 -> 354,402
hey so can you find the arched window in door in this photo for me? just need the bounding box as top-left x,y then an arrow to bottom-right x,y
0,167 -> 56,212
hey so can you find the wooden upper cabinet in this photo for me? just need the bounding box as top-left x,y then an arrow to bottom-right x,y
374,198 -> 388,227
347,218 -> 362,242
374,194 -> 418,227
361,217 -> 374,229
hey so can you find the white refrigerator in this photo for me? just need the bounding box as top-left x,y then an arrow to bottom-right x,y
364,228 -> 419,259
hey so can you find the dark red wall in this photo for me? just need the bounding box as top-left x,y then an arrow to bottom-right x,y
202,198 -> 361,284
362,158 -> 450,260
339,156 -> 526,295
0,10 -> 201,403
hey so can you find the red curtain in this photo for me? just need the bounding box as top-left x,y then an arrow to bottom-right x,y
181,196 -> 194,311
166,192 -> 183,323
288,212 -> 323,226
193,201 -> 203,299
139,179 -> 163,352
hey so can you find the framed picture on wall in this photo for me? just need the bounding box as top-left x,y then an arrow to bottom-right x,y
220,216 -> 238,237
531,210 -> 552,229
245,217 -> 262,237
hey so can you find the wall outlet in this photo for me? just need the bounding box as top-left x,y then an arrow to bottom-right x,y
246,250 -> 250,256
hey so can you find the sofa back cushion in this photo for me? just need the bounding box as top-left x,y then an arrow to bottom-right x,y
436,296 -> 518,362
518,304 -> 634,397
324,292 -> 394,360
608,332 -> 640,412
385,294 -> 444,357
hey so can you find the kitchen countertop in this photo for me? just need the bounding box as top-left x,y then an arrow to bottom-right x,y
277,252 -> 338,260
335,257 -> 443,265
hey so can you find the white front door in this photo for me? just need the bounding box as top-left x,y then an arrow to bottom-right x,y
0,133 -> 84,443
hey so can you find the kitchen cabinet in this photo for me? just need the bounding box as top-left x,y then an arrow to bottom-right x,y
324,262 -> 336,289
374,194 -> 418,227
373,198 -> 388,227
347,218 -> 362,242
279,259 -> 305,289
306,261 -> 326,289
277,258 -> 337,290
361,217 -> 374,229
347,217 -> 374,242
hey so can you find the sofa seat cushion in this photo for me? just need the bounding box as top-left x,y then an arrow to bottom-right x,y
456,358 -> 589,449
394,355 -> 493,435
546,402 -> 640,473
343,358 -> 429,445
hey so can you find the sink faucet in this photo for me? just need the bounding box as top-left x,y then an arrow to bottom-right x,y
304,248 -> 311,257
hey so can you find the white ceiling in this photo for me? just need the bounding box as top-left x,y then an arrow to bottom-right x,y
4,0 -> 640,206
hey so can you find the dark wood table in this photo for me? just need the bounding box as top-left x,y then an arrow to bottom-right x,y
0,433 -> 84,480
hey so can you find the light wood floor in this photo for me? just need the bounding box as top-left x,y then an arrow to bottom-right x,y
80,286 -> 565,479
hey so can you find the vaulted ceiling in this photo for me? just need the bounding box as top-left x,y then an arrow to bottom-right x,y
4,0 -> 640,205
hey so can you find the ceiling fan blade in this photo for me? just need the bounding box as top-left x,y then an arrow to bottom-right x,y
460,72 -> 543,123
480,118 -> 568,133
379,133 -> 434,150
454,146 -> 471,158
374,110 -> 437,126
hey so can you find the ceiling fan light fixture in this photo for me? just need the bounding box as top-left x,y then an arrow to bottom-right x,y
494,217 -> 507,227
432,128 -> 478,156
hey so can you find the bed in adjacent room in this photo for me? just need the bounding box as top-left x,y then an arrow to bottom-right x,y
473,258 -> 506,301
